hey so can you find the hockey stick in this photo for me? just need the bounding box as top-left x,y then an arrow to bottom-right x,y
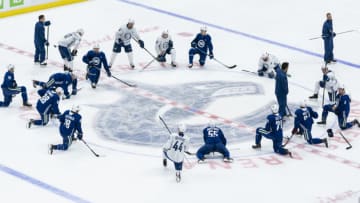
81,139 -> 100,157
111,75 -> 137,87
338,131 -> 352,150
309,30 -> 357,40
286,105 -> 293,117
282,134 -> 295,147
241,69 -> 292,77
140,58 -> 156,71
195,47 -> 236,69
46,26 -> 50,60
132,37 -> 158,60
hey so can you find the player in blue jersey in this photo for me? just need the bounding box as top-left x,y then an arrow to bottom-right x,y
163,123 -> 190,183
33,72 -> 77,99
292,100 -> 328,147
188,26 -> 214,68
252,104 -> 292,157
82,44 -> 111,88
196,121 -> 233,163
0,64 -> 32,107
317,85 -> 360,135
49,105 -> 83,154
27,87 -> 63,128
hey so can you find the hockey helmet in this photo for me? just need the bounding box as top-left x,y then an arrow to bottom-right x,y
93,44 -> 100,49
7,64 -> 15,71
55,87 -> 64,95
162,30 -> 169,38
178,123 -> 187,133
271,104 -> 279,114
208,120 -> 216,128
71,105 -> 80,113
300,99 -> 307,108
200,26 -> 207,32
77,28 -> 84,36
128,18 -> 135,24
261,52 -> 269,61
338,84 -> 345,90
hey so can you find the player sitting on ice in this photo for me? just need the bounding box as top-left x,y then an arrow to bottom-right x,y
82,44 -> 111,89
109,19 -> 145,69
49,105 -> 83,155
317,84 -> 360,136
27,87 -> 63,128
33,72 -> 77,99
155,30 -> 177,67
188,26 -> 214,68
309,66 -> 339,102
257,52 -> 280,78
252,104 -> 292,157
0,64 -> 32,107
58,28 -> 84,72
196,121 -> 233,163
292,100 -> 328,147
163,123 -> 190,183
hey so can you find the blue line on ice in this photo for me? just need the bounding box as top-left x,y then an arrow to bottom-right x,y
117,0 -> 360,69
0,163 -> 91,203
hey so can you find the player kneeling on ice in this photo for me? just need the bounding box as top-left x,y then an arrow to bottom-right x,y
33,72 -> 78,99
196,122 -> 233,163
317,84 -> 360,136
155,30 -> 177,67
188,26 -> 214,68
252,104 -> 292,157
109,19 -> 145,69
58,29 -> 84,72
27,88 -> 63,128
309,66 -> 338,102
49,105 -> 83,154
291,100 -> 328,147
0,64 -> 32,107
82,44 -> 111,89
257,52 -> 280,78
163,123 -> 190,183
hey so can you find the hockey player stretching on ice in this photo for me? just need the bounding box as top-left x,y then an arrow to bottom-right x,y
109,19 -> 145,69
163,123 -> 190,183
292,100 -> 328,147
27,88 -> 63,128
58,29 -> 84,71
317,85 -> 360,135
309,66 -> 338,102
33,72 -> 78,99
196,122 -> 233,163
257,52 -> 280,78
49,105 -> 83,154
188,26 -> 214,68
0,64 -> 32,107
155,30 -> 177,67
252,104 -> 292,157
82,44 -> 111,88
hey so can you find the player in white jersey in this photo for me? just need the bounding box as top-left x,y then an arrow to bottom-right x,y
155,30 -> 176,67
58,29 -> 84,72
258,52 -> 280,78
309,66 -> 339,102
109,19 -> 144,69
162,123 -> 190,183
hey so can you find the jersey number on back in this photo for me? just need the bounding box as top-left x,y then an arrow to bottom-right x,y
172,141 -> 183,152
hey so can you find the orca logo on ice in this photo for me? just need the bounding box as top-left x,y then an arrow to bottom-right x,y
96,81 -> 274,146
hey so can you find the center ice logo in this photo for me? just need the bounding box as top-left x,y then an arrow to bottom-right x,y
95,80 -> 282,146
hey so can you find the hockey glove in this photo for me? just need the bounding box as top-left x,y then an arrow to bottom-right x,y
106,71 -> 111,77
71,49 -> 78,56
77,133 -> 83,140
209,52 -> 214,59
257,70 -> 264,76
12,81 -> 18,88
44,21 -> 51,26
62,94 -> 70,100
157,55 -> 166,62
138,40 -> 145,48
191,42 -> 196,48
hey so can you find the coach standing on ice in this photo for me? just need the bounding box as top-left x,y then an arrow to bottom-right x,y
275,62 -> 289,118
34,15 -> 51,66
322,13 -> 336,64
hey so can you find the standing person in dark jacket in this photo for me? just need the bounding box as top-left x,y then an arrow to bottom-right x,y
34,15 -> 51,66
275,62 -> 289,118
322,13 -> 336,64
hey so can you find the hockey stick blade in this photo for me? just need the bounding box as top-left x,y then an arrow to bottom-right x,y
227,64 -> 237,69
111,75 -> 137,87
346,146 -> 352,150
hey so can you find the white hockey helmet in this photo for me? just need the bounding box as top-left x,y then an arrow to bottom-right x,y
271,104 -> 279,114
7,64 -> 15,71
162,30 -> 169,38
93,44 -> 100,49
338,84 -> 345,90
55,87 -> 64,95
128,18 -> 135,24
208,120 -> 216,128
300,99 -> 307,108
77,28 -> 84,36
177,123 -> 187,133
200,26 -> 207,32
261,52 -> 269,60
71,104 -> 80,113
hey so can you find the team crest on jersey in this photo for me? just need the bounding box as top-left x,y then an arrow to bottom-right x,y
162,42 -> 169,50
91,57 -> 101,66
197,40 -> 205,48
95,80 -> 290,146
124,33 -> 132,40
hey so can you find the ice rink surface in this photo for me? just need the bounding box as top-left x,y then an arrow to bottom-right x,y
1,0 -> 360,202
